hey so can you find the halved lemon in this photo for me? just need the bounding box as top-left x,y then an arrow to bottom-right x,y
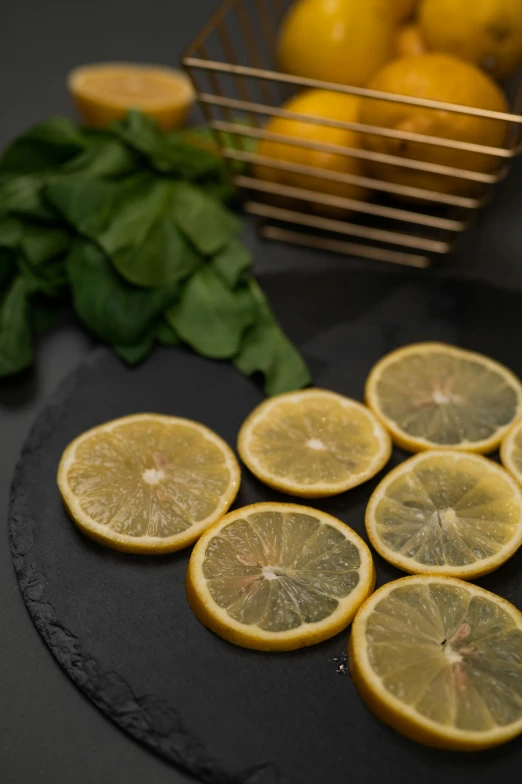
187,502 -> 375,651
366,343 -> 522,454
57,414 -> 240,554
237,389 -> 392,498
366,450 -> 522,579
68,62 -> 195,130
501,418 -> 522,488
349,575 -> 522,750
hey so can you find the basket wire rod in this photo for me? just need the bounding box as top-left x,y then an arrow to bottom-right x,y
245,202 -> 451,252
261,226 -> 432,268
234,175 -> 467,231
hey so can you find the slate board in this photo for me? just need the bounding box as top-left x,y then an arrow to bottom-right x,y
9,267 -> 522,784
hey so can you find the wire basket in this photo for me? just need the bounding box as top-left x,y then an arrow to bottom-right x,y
182,0 -> 522,268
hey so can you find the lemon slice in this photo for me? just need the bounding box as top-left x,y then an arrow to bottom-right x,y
349,575 -> 522,750
501,418 -> 522,487
366,450 -> 522,579
187,502 -> 375,651
68,62 -> 195,130
237,389 -> 392,498
366,343 -> 522,454
57,414 -> 240,554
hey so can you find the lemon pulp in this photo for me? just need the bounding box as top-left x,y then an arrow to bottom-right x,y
238,389 -> 391,498
350,576 -> 522,749
366,451 -> 522,577
366,343 -> 522,452
58,414 -> 240,553
188,503 -> 375,650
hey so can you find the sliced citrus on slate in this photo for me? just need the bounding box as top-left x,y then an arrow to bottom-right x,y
187,502 -> 375,651
237,389 -> 392,498
68,62 -> 195,130
365,450 -> 522,579
366,343 -> 522,453
57,414 -> 240,553
349,575 -> 522,750
501,418 -> 522,487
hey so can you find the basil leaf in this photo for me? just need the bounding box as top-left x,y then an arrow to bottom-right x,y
0,276 -> 34,376
113,332 -> 156,365
0,248 -> 17,295
0,117 -> 88,175
60,138 -> 138,180
0,175 -> 55,221
44,175 -> 117,236
156,318 -> 180,346
114,111 -> 225,180
67,240 -> 178,345
174,182 -> 240,256
213,239 -> 252,287
167,264 -> 255,359
234,279 -> 311,396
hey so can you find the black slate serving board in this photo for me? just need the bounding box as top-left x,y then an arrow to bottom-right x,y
9,268 -> 522,784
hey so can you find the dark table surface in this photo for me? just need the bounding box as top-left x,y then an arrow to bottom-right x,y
2,2 -> 522,783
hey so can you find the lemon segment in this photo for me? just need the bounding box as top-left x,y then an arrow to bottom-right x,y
187,502 -> 375,651
68,63 -> 195,130
349,575 -> 522,750
366,450 -> 522,578
238,389 -> 392,498
57,414 -> 240,553
501,418 -> 522,486
365,343 -> 522,453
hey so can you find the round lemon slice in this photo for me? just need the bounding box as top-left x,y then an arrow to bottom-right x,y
187,502 -> 375,651
237,389 -> 392,498
501,418 -> 522,487
365,343 -> 522,454
366,450 -> 522,578
68,62 -> 195,130
57,414 -> 240,554
349,575 -> 522,750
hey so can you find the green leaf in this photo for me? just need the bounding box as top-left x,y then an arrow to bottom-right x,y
21,223 -> 70,266
234,279 -> 311,396
177,121 -> 258,173
31,298 -> 66,335
66,240 -> 178,345
156,318 -> 180,346
0,117 -> 88,175
114,111 -> 225,180
166,264 -> 255,359
60,138 -> 138,180
0,175 -> 55,221
174,182 -> 240,256
213,239 -> 252,287
113,332 -> 156,365
44,175 -> 117,236
0,248 -> 16,294
46,174 -> 203,288
0,276 -> 34,376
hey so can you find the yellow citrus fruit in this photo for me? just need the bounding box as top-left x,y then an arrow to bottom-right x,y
365,450 -> 522,578
420,0 -> 522,81
366,343 -> 522,453
187,502 -> 375,651
255,89 -> 369,212
501,417 -> 522,486
359,54 -> 508,198
395,23 -> 428,59
57,414 -> 240,553
237,389 -> 392,498
68,63 -> 195,130
349,575 -> 522,750
277,0 -> 395,87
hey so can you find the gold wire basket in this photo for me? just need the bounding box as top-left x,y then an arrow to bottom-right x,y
182,0 -> 522,268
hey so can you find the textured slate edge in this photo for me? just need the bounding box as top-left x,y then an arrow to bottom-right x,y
7,347 -> 280,784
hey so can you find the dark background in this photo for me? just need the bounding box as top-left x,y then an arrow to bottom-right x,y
2,1 -> 522,782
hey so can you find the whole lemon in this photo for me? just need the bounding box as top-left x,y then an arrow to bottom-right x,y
255,89 -> 369,213
278,0 -> 395,87
419,0 -> 522,80
395,23 -> 428,59
359,54 -> 508,198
